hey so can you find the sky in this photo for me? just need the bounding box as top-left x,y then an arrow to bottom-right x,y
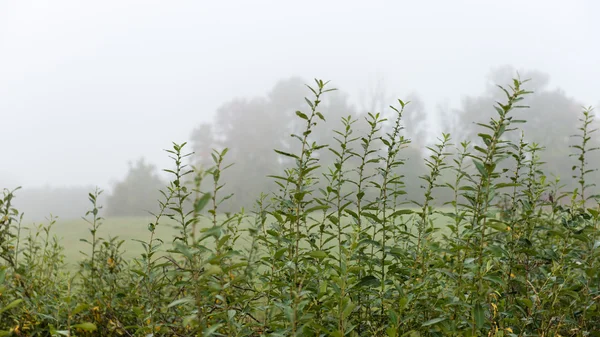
1,0 -> 599,191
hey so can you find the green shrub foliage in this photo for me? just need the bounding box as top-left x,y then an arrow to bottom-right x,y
1,77 -> 599,336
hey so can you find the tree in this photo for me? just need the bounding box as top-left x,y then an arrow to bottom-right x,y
190,82 -> 293,211
189,122 -> 217,169
439,65 -> 594,191
189,77 -> 371,211
105,158 -> 166,216
357,76 -> 431,203
10,185 -> 102,222
358,75 -> 430,148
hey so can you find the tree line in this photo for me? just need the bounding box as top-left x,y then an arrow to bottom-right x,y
100,65 -> 600,216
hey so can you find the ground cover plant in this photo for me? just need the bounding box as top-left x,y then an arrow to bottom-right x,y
1,76 -> 599,336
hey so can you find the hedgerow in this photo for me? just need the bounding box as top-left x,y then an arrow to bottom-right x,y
1,77 -> 599,336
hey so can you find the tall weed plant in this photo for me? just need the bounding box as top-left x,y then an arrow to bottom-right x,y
0,77 -> 599,336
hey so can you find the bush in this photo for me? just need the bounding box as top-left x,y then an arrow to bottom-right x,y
0,77 -> 599,336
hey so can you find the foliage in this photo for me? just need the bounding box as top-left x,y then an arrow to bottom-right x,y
189,77 -> 428,213
1,77 -> 600,337
439,65 -> 600,194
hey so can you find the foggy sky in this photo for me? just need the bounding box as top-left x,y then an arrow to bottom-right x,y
1,0 -> 599,191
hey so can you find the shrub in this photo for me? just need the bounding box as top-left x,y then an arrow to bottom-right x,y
0,77 -> 599,336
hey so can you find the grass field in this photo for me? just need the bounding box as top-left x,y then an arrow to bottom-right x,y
25,215 -> 206,269
22,207 -> 459,270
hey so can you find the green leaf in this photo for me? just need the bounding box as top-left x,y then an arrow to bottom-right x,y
307,250 -> 327,259
167,297 -> 195,308
72,322 -> 97,331
274,248 -> 287,260
474,145 -> 488,154
131,269 -> 148,278
473,159 -> 487,177
204,264 -> 223,276
353,275 -> 380,288
494,182 -> 519,189
390,209 -> 414,217
473,303 -> 485,329
482,275 -> 506,286
422,317 -> 446,327
274,149 -> 299,159
71,303 -> 89,316
270,211 -> 284,223
199,225 -> 222,240
517,297 -> 533,309
398,297 -> 409,311
345,209 -> 359,221
389,247 -> 405,257
342,300 -> 356,319
487,219 -> 510,232
194,192 -> 212,213
363,212 -> 381,223
0,299 -> 23,314
295,111 -> 309,120
266,230 -> 280,238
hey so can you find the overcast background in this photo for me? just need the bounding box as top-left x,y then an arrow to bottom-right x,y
1,0 -> 599,192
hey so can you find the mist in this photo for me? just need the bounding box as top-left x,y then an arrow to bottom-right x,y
1,0 -> 599,221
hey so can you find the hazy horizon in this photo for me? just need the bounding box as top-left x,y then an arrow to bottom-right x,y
2,0 -> 599,192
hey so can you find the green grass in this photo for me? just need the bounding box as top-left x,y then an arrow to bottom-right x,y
35,208 -> 456,269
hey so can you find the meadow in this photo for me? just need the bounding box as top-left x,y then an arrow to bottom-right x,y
38,211 -> 453,270
1,77 -> 599,336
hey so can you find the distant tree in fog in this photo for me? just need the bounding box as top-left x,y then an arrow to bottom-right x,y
191,76 -> 432,211
358,75 -> 430,148
190,122 -> 219,170
357,76 -> 431,203
10,185 -> 102,222
105,158 -> 166,216
190,77 -> 358,211
439,65 -> 600,191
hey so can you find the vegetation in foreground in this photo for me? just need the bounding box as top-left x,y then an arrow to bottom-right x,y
1,77 -> 600,336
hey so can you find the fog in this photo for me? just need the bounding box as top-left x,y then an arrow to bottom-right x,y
1,0 -> 599,220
